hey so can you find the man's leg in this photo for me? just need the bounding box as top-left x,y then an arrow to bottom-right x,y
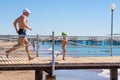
24,37 -> 35,60
6,37 -> 24,58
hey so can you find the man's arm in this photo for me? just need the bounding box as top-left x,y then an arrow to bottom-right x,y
13,18 -> 19,33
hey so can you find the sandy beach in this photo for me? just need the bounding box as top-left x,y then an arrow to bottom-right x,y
0,40 -> 36,80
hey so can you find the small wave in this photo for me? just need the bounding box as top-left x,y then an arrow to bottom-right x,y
98,69 -> 120,79
48,48 -> 52,50
48,47 -> 61,54
98,69 -> 110,78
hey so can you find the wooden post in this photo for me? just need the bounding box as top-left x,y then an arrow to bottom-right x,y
46,76 -> 56,80
35,70 -> 42,80
52,31 -> 55,76
36,34 -> 39,57
45,69 -> 56,80
43,71 -> 48,80
110,68 -> 118,80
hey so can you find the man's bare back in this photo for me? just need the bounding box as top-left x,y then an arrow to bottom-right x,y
16,15 -> 28,29
14,14 -> 32,34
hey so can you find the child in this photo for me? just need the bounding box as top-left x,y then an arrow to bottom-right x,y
56,32 -> 67,60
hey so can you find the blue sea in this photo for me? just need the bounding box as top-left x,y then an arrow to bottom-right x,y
31,41 -> 120,80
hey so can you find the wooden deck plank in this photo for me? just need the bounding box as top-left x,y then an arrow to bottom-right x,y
12,57 -> 23,64
0,56 -> 120,70
7,58 -> 15,64
11,57 -> 20,64
18,57 -> 30,64
1,56 -> 10,65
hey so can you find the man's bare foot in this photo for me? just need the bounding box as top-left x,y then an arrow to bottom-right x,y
62,58 -> 66,60
6,51 -> 9,58
56,53 -> 59,57
29,57 -> 35,60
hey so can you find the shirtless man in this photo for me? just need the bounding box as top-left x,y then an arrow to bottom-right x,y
6,8 -> 35,60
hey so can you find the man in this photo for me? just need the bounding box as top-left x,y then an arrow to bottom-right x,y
6,8 -> 35,60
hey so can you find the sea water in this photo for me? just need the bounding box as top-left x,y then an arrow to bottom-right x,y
55,70 -> 109,80
31,41 -> 120,80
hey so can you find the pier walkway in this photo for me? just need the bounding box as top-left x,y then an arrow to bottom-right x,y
0,56 -> 120,80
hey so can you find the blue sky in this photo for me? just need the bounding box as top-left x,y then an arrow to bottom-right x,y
0,0 -> 120,36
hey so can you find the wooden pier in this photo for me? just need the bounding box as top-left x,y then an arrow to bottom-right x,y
0,56 -> 120,80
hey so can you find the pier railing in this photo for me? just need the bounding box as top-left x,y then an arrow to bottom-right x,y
1,34 -> 120,47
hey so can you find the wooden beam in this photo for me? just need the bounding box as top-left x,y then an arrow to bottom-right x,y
35,70 -> 42,80
46,75 -> 56,80
110,68 -> 118,80
44,69 -> 56,80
